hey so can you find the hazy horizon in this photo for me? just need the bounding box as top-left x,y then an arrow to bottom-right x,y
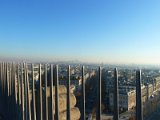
0,0 -> 160,65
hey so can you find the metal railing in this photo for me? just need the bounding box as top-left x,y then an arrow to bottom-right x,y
0,62 -> 143,120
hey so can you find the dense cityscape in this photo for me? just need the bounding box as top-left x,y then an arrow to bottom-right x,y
56,64 -> 160,119
1,63 -> 160,119
57,64 -> 160,119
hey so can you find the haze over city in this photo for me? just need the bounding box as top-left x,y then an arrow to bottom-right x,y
0,0 -> 160,65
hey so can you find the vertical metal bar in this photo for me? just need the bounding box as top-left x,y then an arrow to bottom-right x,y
24,63 -> 28,120
1,62 -> 3,94
54,65 -> 59,120
2,62 -> 4,95
1,62 -> 4,95
114,68 -> 119,120
11,62 -> 15,98
1,62 -> 3,95
1,62 -> 2,93
1,62 -> 2,92
0,62 -> 2,93
2,62 -> 5,95
0,62 -> 1,93
32,64 -> 37,120
5,62 -> 7,95
10,63 -> 13,96
136,70 -> 143,120
7,63 -> 9,96
12,63 -> 14,96
21,63 -> 24,120
10,63 -> 12,96
0,62 -> 2,94
0,62 -> 1,92
26,64 -> 31,120
12,63 -> 15,97
50,64 -> 54,120
39,64 -> 43,120
81,66 -> 85,120
4,62 -> 6,95
5,62 -> 8,96
8,63 -> 10,97
45,64 -> 48,120
2,62 -> 4,94
12,63 -> 16,102
14,63 -> 18,104
1,62 -> 2,94
6,63 -> 10,118
11,63 -> 13,96
11,63 -> 14,118
12,63 -> 17,120
96,67 -> 101,120
3,62 -> 5,95
9,63 -> 11,96
67,65 -> 71,120
18,64 -> 21,105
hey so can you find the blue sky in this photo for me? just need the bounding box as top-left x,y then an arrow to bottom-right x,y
0,0 -> 160,64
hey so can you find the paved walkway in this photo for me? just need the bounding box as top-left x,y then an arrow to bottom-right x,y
145,107 -> 160,120
0,89 -> 6,120
0,83 -> 10,120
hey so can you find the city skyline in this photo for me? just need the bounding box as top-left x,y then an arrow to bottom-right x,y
0,0 -> 160,64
